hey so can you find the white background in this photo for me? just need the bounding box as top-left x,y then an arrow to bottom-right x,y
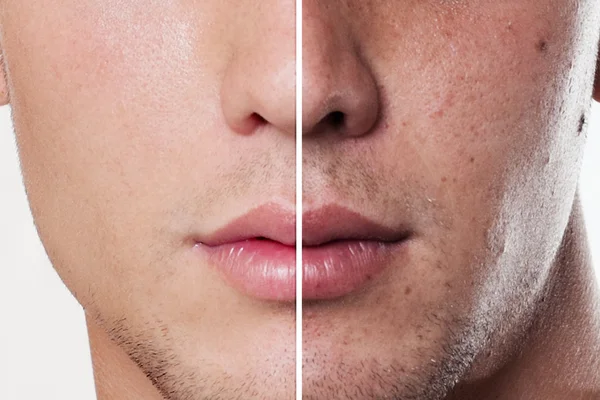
0,103 -> 599,399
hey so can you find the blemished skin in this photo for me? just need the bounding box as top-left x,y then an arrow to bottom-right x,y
0,1 -> 296,399
1,1 -> 600,400
302,1 -> 600,400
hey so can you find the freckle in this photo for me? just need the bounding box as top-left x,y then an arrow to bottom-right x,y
445,282 -> 453,289
452,178 -> 457,183
441,176 -> 447,183
404,286 -> 412,295
469,157 -> 475,163
536,39 -> 548,53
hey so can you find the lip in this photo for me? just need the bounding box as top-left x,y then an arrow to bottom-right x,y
302,206 -> 410,299
192,203 -> 410,301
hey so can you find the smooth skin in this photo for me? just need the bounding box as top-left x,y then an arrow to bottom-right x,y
0,1 -> 295,399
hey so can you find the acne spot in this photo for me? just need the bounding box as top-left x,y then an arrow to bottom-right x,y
536,39 -> 548,53
577,114 -> 586,135
404,286 -> 412,295
441,176 -> 447,183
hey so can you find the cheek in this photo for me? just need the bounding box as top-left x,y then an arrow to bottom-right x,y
381,4 -> 584,193
7,1 -> 198,122
360,2 -> 592,292
4,2 -> 221,208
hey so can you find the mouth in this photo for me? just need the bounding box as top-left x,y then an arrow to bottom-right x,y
192,203 -> 410,302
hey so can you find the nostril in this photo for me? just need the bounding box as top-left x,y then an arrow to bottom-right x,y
322,111 -> 345,130
250,112 -> 267,126
234,113 -> 267,135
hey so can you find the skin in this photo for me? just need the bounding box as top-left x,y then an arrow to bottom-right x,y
0,1 -> 295,399
1,1 -> 599,400
303,1 -> 600,399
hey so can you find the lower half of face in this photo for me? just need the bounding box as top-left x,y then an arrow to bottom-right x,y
3,0 -> 599,400
3,1 -> 296,399
20,156 -> 297,400
301,1 -> 598,399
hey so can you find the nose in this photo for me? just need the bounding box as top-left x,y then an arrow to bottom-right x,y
302,3 -> 380,138
221,5 -> 295,137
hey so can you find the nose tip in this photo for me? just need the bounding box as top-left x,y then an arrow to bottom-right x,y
302,60 -> 380,137
221,37 -> 295,137
302,12 -> 380,138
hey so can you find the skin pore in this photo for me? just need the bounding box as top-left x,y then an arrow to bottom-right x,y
0,1 -> 295,399
302,0 -> 600,399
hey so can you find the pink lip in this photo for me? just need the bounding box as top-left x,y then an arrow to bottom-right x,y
192,203 -> 410,301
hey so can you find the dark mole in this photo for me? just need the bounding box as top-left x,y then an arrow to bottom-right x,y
405,286 -> 412,295
578,114 -> 586,135
536,39 -> 548,53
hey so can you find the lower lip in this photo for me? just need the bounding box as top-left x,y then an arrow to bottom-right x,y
194,238 -> 407,301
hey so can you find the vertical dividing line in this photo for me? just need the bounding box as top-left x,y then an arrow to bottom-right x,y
295,0 -> 303,398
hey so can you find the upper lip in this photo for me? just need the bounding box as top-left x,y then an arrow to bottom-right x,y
302,204 -> 409,246
198,203 -> 296,246
197,203 -> 409,247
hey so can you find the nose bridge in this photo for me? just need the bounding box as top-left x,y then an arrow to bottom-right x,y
302,3 -> 380,138
220,4 -> 296,137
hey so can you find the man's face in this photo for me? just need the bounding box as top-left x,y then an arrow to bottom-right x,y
303,1 -> 599,399
2,0 -> 600,399
1,1 -> 295,399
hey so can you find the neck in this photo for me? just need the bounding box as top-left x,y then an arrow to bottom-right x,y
86,316 -> 166,400
450,197 -> 600,399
